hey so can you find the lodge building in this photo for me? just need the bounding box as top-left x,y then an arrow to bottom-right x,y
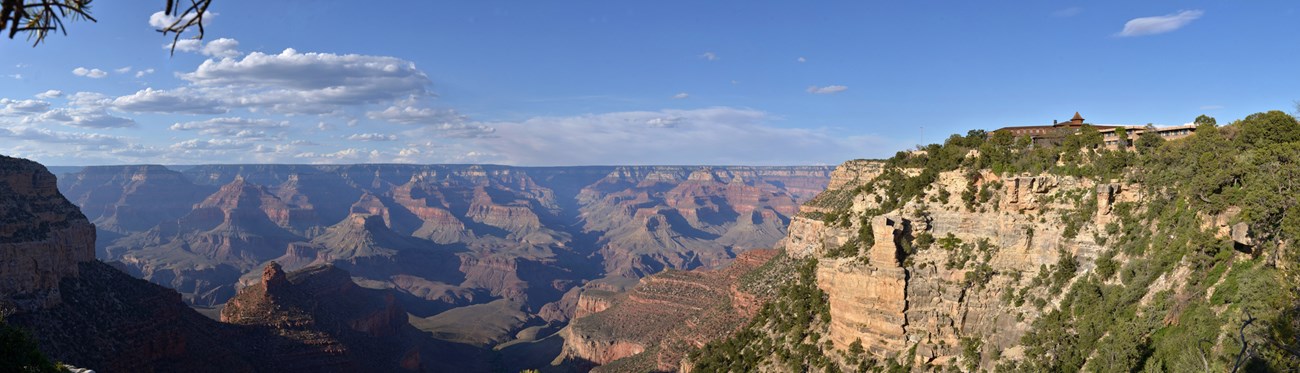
993,112 -> 1196,150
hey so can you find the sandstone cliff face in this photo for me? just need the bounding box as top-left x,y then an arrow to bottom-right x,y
561,249 -> 781,372
0,155 -> 95,312
825,159 -> 886,191
784,161 -> 1123,368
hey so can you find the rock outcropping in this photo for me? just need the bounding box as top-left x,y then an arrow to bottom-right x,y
783,163 -> 1118,368
0,155 -> 95,312
561,249 -> 782,372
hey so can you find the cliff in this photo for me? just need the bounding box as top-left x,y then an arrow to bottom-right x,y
560,249 -> 782,372
692,115 -> 1300,371
0,155 -> 255,372
0,155 -> 95,312
220,262 -> 489,372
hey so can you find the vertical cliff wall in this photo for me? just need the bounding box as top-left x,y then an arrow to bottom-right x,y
0,155 -> 95,313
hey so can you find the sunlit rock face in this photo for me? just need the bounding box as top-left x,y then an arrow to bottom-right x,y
784,159 -> 1128,369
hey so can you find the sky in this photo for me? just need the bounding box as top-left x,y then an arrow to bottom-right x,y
0,1 -> 1297,166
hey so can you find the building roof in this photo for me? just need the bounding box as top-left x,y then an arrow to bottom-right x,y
1072,112 -> 1084,121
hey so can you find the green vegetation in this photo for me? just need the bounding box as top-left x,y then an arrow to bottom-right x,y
693,110 -> 1300,371
690,257 -> 839,372
0,317 -> 67,373
1006,112 -> 1300,372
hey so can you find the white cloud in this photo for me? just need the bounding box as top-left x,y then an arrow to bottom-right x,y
168,39 -> 202,53
66,92 -> 112,109
366,102 -> 467,125
170,117 -> 287,131
0,99 -> 51,115
1118,10 -> 1203,37
346,133 -> 398,142
179,48 -> 431,114
169,117 -> 288,138
165,38 -> 242,58
22,108 -> 137,129
399,122 -> 496,139
797,57 -> 807,63
148,10 -> 215,30
0,126 -> 126,146
115,66 -> 132,74
671,92 -> 689,99
7,74 -> 20,79
806,85 -> 848,94
700,52 -> 718,61
293,148 -> 386,163
72,67 -> 108,78
170,138 -> 254,150
468,107 -> 882,165
202,38 -> 242,58
35,90 -> 62,99
111,88 -> 226,114
135,68 -> 156,78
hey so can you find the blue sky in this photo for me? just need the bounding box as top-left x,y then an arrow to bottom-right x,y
0,1 -> 1296,166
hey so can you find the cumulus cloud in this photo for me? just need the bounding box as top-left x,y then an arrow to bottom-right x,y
468,107 -> 881,165
148,10 -> 214,30
806,85 -> 848,94
346,133 -> 398,142
165,37 -> 242,58
115,66 -> 132,74
169,117 -> 288,131
135,69 -> 156,78
0,99 -> 51,115
700,52 -> 718,61
23,108 -> 137,129
72,67 -> 108,78
0,126 -> 126,146
671,92 -> 689,99
111,88 -> 227,114
366,103 -> 467,125
66,92 -> 112,109
171,138 -> 254,150
169,117 -> 288,137
178,48 -> 431,113
294,148 -> 386,164
1118,10 -> 1203,37
35,90 -> 62,99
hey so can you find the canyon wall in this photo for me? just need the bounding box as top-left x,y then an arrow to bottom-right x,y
783,161 -> 1134,368
52,163 -> 832,350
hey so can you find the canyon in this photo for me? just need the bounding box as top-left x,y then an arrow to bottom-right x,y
49,163 -> 831,354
